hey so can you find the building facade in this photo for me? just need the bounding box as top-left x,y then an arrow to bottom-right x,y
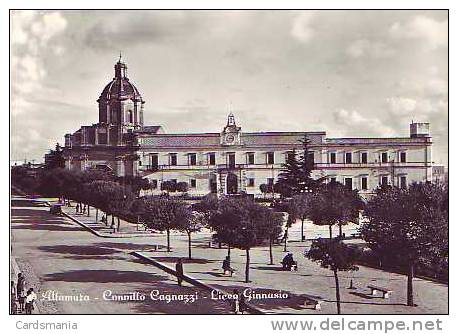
63,59 -> 434,197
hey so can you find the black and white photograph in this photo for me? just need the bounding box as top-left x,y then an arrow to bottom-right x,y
7,5 -> 450,329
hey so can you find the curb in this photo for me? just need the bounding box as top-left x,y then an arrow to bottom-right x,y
61,211 -> 154,239
131,251 -> 265,315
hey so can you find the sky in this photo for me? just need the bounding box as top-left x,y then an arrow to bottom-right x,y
10,10 -> 448,165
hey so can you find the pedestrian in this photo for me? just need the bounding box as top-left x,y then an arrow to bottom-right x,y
25,290 -> 32,314
111,220 -> 116,233
25,288 -> 37,314
175,258 -> 184,286
11,280 -> 16,302
239,291 -> 247,314
231,289 -> 240,314
11,298 -> 17,314
222,256 -> 235,276
16,273 -> 24,300
75,203 -> 79,213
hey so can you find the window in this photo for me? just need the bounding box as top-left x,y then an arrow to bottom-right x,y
381,152 -> 388,163
267,152 -> 275,164
208,153 -> 216,165
128,110 -> 133,123
247,152 -> 255,165
330,152 -> 336,164
170,153 -> 177,166
361,177 -> 368,190
189,153 -> 197,166
361,152 -> 368,164
190,179 -> 197,188
330,177 -> 337,184
150,154 -> 158,169
267,178 -> 274,186
345,152 -> 352,164
247,178 -> 255,187
344,177 -> 352,190
138,160 -> 142,166
400,152 -> 407,163
151,179 -> 158,189
381,176 -> 389,187
227,153 -> 236,168
400,176 -> 407,189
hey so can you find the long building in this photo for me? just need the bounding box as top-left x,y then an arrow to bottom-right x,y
63,58 -> 434,197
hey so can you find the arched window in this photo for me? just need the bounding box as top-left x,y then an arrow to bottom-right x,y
128,110 -> 133,123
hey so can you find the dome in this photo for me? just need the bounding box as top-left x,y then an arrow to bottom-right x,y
98,58 -> 144,103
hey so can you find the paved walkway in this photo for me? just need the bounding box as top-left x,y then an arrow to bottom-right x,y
138,234 -> 448,314
60,203 -> 155,238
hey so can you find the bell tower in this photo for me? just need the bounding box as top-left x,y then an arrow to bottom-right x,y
221,113 -> 242,146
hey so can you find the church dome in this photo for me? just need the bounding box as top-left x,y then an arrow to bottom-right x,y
98,57 -> 144,103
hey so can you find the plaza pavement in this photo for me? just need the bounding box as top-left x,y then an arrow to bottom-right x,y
136,233 -> 448,314
11,195 -> 232,314
11,194 -> 448,314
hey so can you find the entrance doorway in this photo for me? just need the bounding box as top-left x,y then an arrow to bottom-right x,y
226,173 -> 238,194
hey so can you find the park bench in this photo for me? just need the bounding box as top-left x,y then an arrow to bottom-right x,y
280,261 -> 298,271
367,284 -> 392,298
303,294 -> 324,310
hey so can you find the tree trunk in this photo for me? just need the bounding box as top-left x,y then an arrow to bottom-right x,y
339,224 -> 342,237
105,214 -> 109,226
283,228 -> 288,252
333,269 -> 341,314
188,232 -> 192,259
245,248 -> 251,283
301,219 -> 305,241
269,238 -> 274,265
111,215 -> 115,231
166,229 -> 171,252
87,205 -> 90,217
95,209 -> 98,223
117,217 -> 121,232
407,263 -> 415,306
329,225 -> 333,239
227,245 -> 231,258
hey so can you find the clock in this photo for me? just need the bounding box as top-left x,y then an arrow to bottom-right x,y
225,134 -> 235,143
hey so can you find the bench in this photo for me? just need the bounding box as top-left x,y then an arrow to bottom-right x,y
367,285 -> 392,298
281,261 -> 298,271
303,294 -> 324,310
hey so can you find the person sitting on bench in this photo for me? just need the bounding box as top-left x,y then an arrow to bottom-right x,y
222,256 -> 235,276
281,253 -> 298,271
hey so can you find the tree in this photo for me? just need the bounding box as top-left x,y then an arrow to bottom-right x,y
361,182 -> 448,307
262,209 -> 284,265
44,143 -> 65,170
297,136 -> 316,192
308,182 -> 363,238
259,183 -> 274,199
306,238 -> 361,314
141,196 -> 189,252
118,176 -> 150,196
289,192 -> 313,241
176,181 -> 189,193
161,180 -> 176,193
176,211 -> 206,259
209,197 -> 271,282
275,148 -> 301,198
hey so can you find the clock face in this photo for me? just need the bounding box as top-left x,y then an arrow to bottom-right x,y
225,134 -> 235,143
